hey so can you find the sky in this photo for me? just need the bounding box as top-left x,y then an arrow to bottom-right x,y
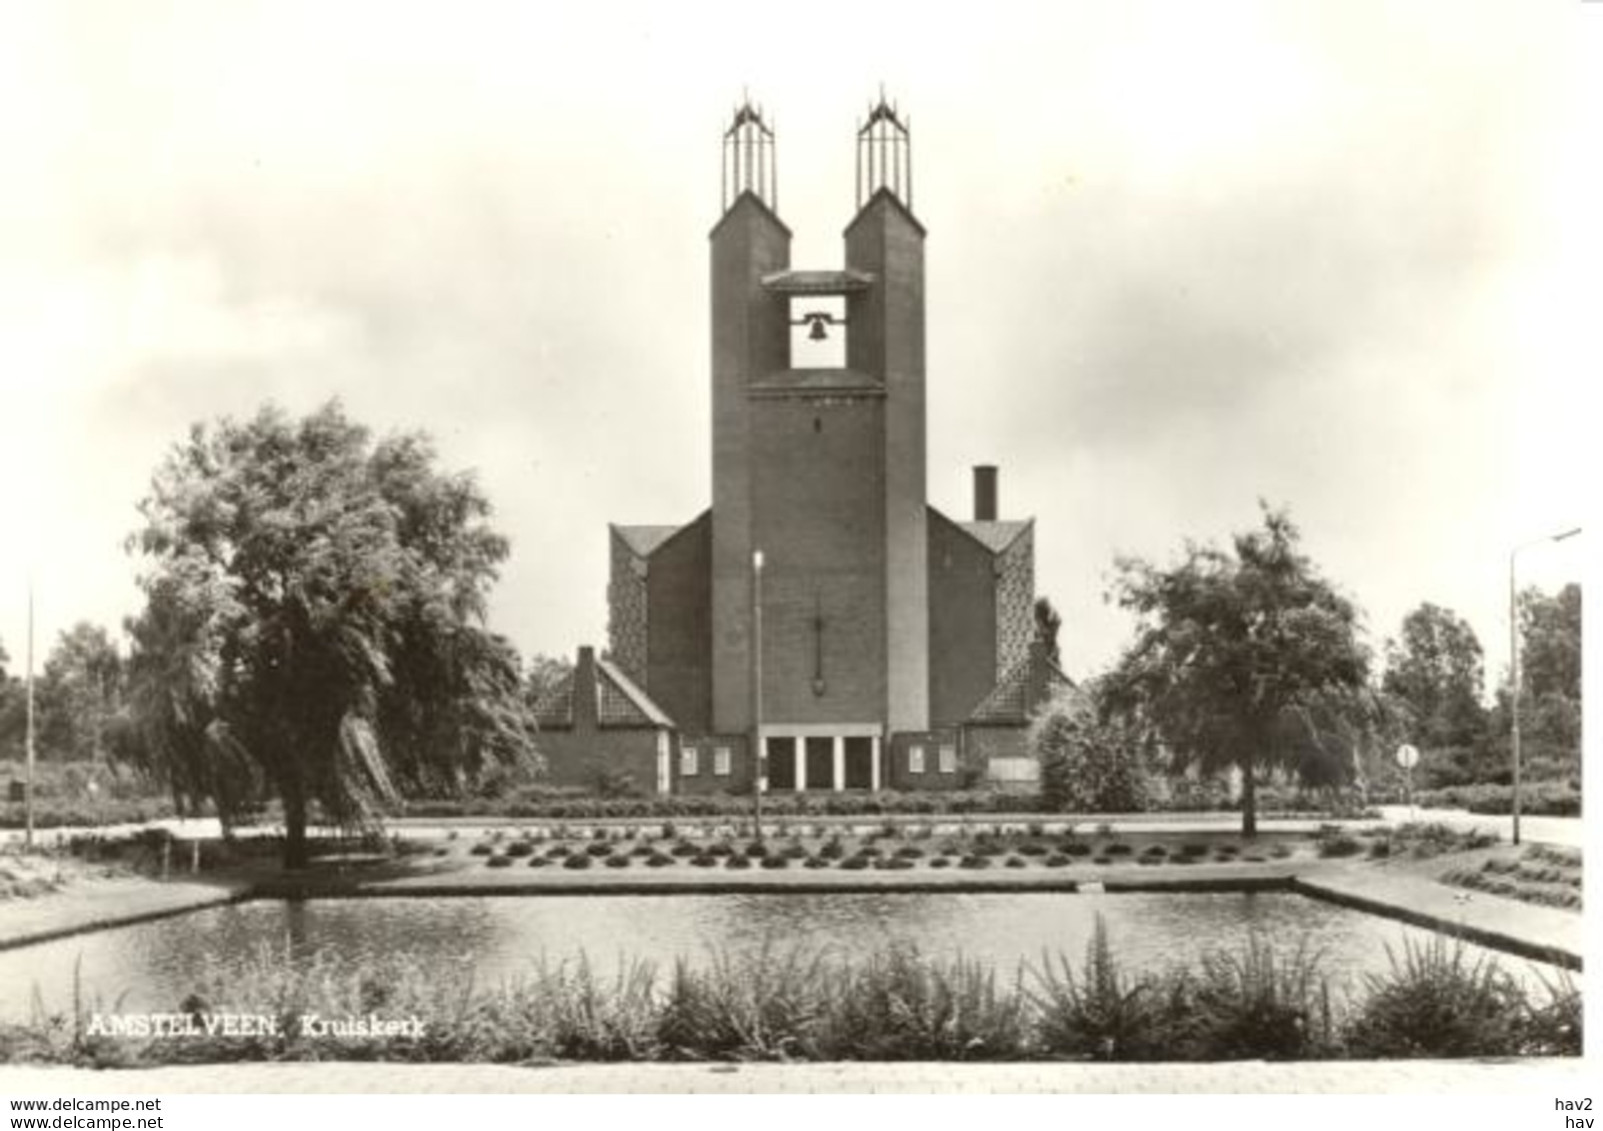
0,0 -> 1596,690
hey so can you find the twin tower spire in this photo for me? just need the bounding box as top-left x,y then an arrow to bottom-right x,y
719,92 -> 914,216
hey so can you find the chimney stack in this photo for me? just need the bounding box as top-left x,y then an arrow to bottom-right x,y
973,465 -> 998,522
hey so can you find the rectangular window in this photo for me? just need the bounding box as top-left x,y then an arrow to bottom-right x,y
680,746 -> 699,777
714,746 -> 732,776
907,744 -> 925,774
938,744 -> 957,774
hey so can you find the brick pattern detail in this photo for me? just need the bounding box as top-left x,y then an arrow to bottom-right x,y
993,524 -> 1034,680
608,529 -> 650,683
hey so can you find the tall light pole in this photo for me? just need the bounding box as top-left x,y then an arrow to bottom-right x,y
751,549 -> 765,838
24,580 -> 35,850
1509,526 -> 1580,846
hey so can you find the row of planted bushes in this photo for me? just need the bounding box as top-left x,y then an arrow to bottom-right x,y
472,833 -> 1290,871
1415,780 -> 1581,817
5,922 -> 1578,1067
402,786 -> 1379,823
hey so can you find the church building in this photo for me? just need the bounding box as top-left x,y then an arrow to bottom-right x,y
535,96 -> 1069,795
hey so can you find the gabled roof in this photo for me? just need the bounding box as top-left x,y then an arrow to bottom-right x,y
595,656 -> 674,728
956,519 -> 1032,555
612,524 -> 682,559
532,655 -> 677,731
966,648 -> 1076,726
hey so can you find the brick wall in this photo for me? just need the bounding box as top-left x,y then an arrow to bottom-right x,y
647,512 -> 712,735
927,507 -> 998,728
885,729 -> 964,791
748,394 -> 887,725
673,733 -> 752,796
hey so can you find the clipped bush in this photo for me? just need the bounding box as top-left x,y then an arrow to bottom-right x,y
761,855 -> 788,870
1044,853 -> 1070,868
725,855 -> 751,870
929,856 -> 952,869
839,855 -> 870,871
527,855 -> 550,867
584,842 -> 614,858
504,841 -> 534,858
468,843 -> 493,857
486,854 -> 513,868
646,852 -> 673,868
563,854 -> 593,870
605,855 -> 630,869
803,856 -> 830,869
958,854 -> 991,870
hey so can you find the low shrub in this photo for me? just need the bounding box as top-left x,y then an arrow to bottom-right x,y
1316,834 -> 1363,859
781,843 -> 809,860
468,843 -> 493,857
1345,937 -> 1528,1058
504,842 -> 534,858
958,855 -> 990,870
527,855 -> 550,867
1044,854 -> 1070,868
1141,845 -> 1167,859
1004,856 -> 1027,869
669,842 -> 698,857
725,856 -> 751,870
691,854 -> 717,868
486,854 -> 513,869
605,855 -> 630,869
563,854 -> 593,870
646,852 -> 673,868
803,856 -> 830,869
1063,842 -> 1092,857
895,845 -> 924,859
743,842 -> 769,860
1092,856 -> 1112,866
839,856 -> 869,871
584,843 -> 613,858
546,844 -> 572,859
885,858 -> 914,871
1017,843 -> 1049,857
760,855 -> 788,870
1104,844 -> 1133,857
929,856 -> 952,869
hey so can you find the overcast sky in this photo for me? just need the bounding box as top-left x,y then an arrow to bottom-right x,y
0,0 -> 1596,690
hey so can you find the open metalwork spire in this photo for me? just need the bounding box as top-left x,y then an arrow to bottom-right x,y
721,95 -> 777,213
856,88 -> 912,211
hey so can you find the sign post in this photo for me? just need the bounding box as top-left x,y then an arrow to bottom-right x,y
1395,743 -> 1420,823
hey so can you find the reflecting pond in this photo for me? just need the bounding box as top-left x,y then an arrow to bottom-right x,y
0,891 -> 1564,1021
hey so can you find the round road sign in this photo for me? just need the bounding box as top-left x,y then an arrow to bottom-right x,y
1395,744 -> 1420,770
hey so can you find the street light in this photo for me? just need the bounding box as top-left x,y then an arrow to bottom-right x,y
1509,526 -> 1580,846
752,549 -> 765,838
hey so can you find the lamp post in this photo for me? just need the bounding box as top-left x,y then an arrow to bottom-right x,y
752,549 -> 765,838
1509,526 -> 1580,846
24,581 -> 35,850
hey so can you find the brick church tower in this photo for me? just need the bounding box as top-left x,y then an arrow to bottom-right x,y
536,96 -> 1069,795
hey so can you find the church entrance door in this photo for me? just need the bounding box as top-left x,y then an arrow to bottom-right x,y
844,736 -> 873,789
804,737 -> 834,791
766,737 -> 797,792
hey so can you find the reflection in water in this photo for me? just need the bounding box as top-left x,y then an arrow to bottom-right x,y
0,891 -> 1562,1021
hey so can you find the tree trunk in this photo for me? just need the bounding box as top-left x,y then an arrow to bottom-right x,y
283,773 -> 309,871
1241,760 -> 1258,839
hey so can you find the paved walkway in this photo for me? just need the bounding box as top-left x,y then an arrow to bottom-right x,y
0,1058 -> 1588,1093
0,877 -> 248,952
1294,862 -> 1583,971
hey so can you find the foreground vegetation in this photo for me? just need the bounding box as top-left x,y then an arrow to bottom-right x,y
1,920 -> 1579,1067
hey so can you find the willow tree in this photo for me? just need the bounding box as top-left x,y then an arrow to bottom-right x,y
1102,505 -> 1373,836
124,401 -> 537,867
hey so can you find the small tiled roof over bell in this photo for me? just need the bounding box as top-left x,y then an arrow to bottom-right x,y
966,641 -> 1076,726
532,648 -> 675,731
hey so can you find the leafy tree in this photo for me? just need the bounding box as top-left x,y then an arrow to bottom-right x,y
1381,604 -> 1486,747
1506,583 -> 1582,784
1102,505 -> 1374,836
35,623 -> 125,762
524,652 -> 574,711
1379,604 -> 1487,787
1032,686 -> 1149,813
1034,597 -> 1063,666
123,401 -> 538,866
